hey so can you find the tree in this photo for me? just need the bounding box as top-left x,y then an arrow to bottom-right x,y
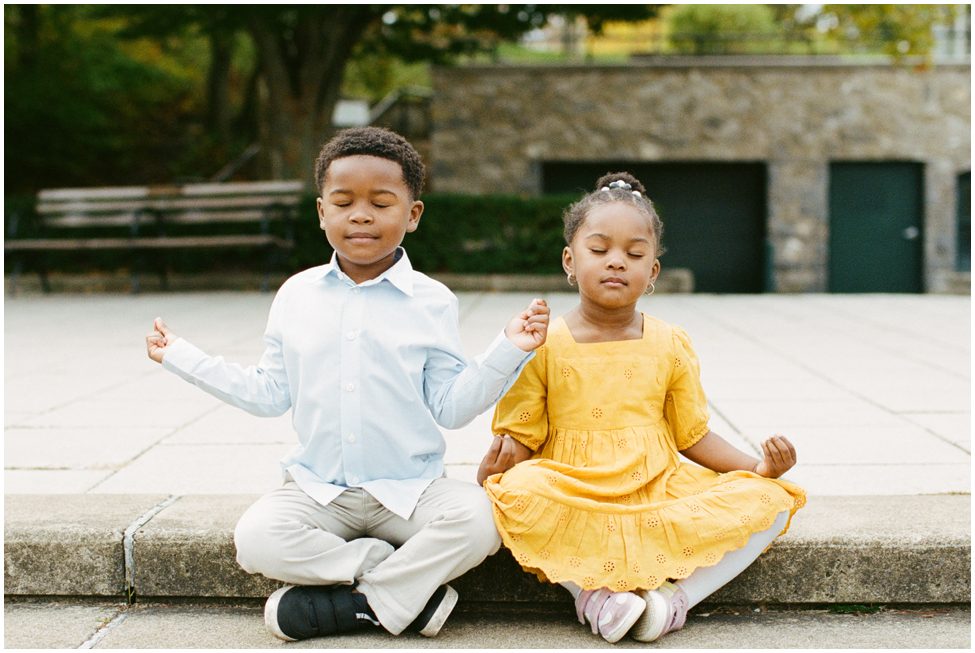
7,5 -> 659,192
131,5 -> 658,186
4,5 -> 197,193
240,5 -> 660,185
816,4 -> 958,56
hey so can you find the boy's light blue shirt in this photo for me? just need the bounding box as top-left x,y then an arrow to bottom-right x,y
162,249 -> 532,519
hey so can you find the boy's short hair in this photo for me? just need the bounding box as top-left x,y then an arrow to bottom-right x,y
315,127 -> 425,199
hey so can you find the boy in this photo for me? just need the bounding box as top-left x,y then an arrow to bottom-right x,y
146,127 -> 549,641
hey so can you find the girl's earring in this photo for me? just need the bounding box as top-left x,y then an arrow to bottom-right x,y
645,282 -> 655,295
567,273 -> 577,287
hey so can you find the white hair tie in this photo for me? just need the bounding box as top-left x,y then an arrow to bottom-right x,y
602,180 -> 642,198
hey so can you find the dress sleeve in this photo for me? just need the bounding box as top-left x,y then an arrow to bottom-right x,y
491,344 -> 549,451
665,325 -> 711,451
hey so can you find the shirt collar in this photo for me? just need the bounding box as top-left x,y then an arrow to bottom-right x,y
312,247 -> 415,297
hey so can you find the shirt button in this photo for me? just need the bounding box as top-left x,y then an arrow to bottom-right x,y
352,476 -> 360,484
337,272 -> 345,280
347,332 -> 355,340
353,287 -> 361,294
348,434 -> 356,443
346,382 -> 355,392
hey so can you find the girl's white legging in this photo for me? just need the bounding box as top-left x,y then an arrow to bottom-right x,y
562,510 -> 789,608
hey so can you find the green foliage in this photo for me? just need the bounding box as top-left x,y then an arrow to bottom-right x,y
816,4 -> 955,56
368,5 -> 658,62
659,4 -> 960,57
407,194 -> 575,274
4,6 -> 199,194
665,4 -> 782,54
341,51 -> 431,103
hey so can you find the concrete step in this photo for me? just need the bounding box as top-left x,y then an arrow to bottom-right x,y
4,494 -> 970,605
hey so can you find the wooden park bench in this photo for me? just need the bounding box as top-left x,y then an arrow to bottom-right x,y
5,180 -> 304,293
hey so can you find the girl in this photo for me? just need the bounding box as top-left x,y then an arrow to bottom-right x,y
477,172 -> 805,644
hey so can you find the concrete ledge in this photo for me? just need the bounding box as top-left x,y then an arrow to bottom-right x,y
4,495 -> 969,604
3,494 -> 170,596
131,495 -> 278,599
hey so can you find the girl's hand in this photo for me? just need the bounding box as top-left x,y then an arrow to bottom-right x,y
476,435 -> 533,485
504,298 -> 550,352
753,435 -> 797,479
146,317 -> 178,364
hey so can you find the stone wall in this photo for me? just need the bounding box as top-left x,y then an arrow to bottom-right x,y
430,58 -> 971,292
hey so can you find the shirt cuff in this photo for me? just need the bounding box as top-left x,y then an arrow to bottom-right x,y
160,337 -> 207,379
483,329 -> 535,375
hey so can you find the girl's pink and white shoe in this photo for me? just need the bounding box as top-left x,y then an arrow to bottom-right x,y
575,588 -> 647,643
631,581 -> 690,642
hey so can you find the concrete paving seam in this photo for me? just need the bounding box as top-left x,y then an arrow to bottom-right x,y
123,495 -> 182,602
77,611 -> 129,649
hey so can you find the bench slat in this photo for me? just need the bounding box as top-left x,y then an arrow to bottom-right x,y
37,180 -> 304,203
41,208 -> 299,228
180,181 -> 305,196
37,187 -> 153,201
41,214 -> 142,228
38,195 -> 303,217
4,235 -> 293,251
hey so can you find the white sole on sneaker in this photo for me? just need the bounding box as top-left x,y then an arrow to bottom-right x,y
598,593 -> 647,643
630,588 -> 668,642
418,585 -> 459,637
264,585 -> 297,642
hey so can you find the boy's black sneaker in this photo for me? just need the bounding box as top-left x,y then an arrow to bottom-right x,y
407,585 -> 459,637
264,585 -> 377,641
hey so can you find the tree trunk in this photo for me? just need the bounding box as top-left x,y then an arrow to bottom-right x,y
206,29 -> 234,144
246,7 -> 380,189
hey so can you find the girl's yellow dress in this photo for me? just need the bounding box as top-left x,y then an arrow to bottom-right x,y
484,315 -> 805,592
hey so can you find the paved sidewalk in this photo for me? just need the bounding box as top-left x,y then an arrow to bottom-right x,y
4,291 -> 970,496
4,600 -> 971,649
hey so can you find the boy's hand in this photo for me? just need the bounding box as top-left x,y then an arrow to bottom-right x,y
477,435 -> 533,486
146,317 -> 179,364
753,434 -> 797,479
504,298 -> 549,352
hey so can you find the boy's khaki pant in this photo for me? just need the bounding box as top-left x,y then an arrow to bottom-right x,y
234,476 -> 502,635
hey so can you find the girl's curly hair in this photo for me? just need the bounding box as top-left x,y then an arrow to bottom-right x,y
562,172 -> 665,256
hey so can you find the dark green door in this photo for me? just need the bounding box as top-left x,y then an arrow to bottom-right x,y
828,162 -> 924,293
543,162 -> 768,293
